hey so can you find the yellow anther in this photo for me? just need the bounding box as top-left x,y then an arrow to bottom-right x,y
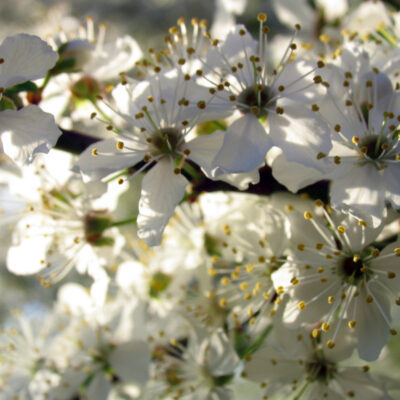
246,265 -> 253,273
297,243 -> 305,251
334,156 -> 341,164
311,329 -> 320,338
321,322 -> 331,331
221,277 -> 230,286
291,277 -> 299,285
197,101 -> 206,109
298,301 -> 306,310
257,13 -> 267,22
365,295 -> 373,304
116,141 -> 124,150
326,340 -> 335,349
319,34 -> 330,43
348,320 -> 356,329
337,225 -> 346,234
239,282 -> 248,291
328,296 -> 334,304
304,211 -> 313,219
91,148 -> 98,156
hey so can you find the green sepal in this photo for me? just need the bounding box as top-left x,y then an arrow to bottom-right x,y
0,96 -> 17,111
91,236 -> 115,247
212,373 -> 234,387
4,80 -> 39,95
50,58 -> 76,76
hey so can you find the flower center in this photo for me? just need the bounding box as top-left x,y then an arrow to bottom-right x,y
151,127 -> 182,156
305,358 -> 336,382
339,254 -> 367,284
359,134 -> 389,160
70,76 -> 102,101
84,211 -> 114,246
237,86 -> 274,118
149,272 -> 172,298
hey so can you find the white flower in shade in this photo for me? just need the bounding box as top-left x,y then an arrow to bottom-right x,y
342,0 -> 392,38
244,322 -> 393,399
271,196 -> 400,361
0,33 -> 61,163
212,200 -> 290,330
51,288 -> 151,400
0,310 -> 67,400
79,68 -> 226,246
211,0 -> 247,40
195,20 -> 329,176
152,327 -> 240,400
40,16 -> 142,125
6,157 -> 123,285
270,43 -> 400,227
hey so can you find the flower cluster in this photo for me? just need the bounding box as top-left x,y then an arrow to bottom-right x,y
0,1 -> 399,399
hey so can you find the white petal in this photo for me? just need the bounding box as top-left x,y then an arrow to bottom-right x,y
0,34 -> 58,89
212,114 -> 270,175
354,284 -> 391,361
384,163 -> 400,209
137,159 -> 188,246
275,60 -> 326,102
185,130 -> 225,177
109,340 -> 150,384
86,374 -> 111,400
268,147 -> 325,193
271,0 -> 315,30
205,329 -> 240,376
371,240 -> 400,291
268,104 -> 331,168
217,168 -> 260,190
330,164 -> 386,227
335,367 -> 390,399
86,35 -> 142,80
78,138 -> 147,180
0,106 -> 61,164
